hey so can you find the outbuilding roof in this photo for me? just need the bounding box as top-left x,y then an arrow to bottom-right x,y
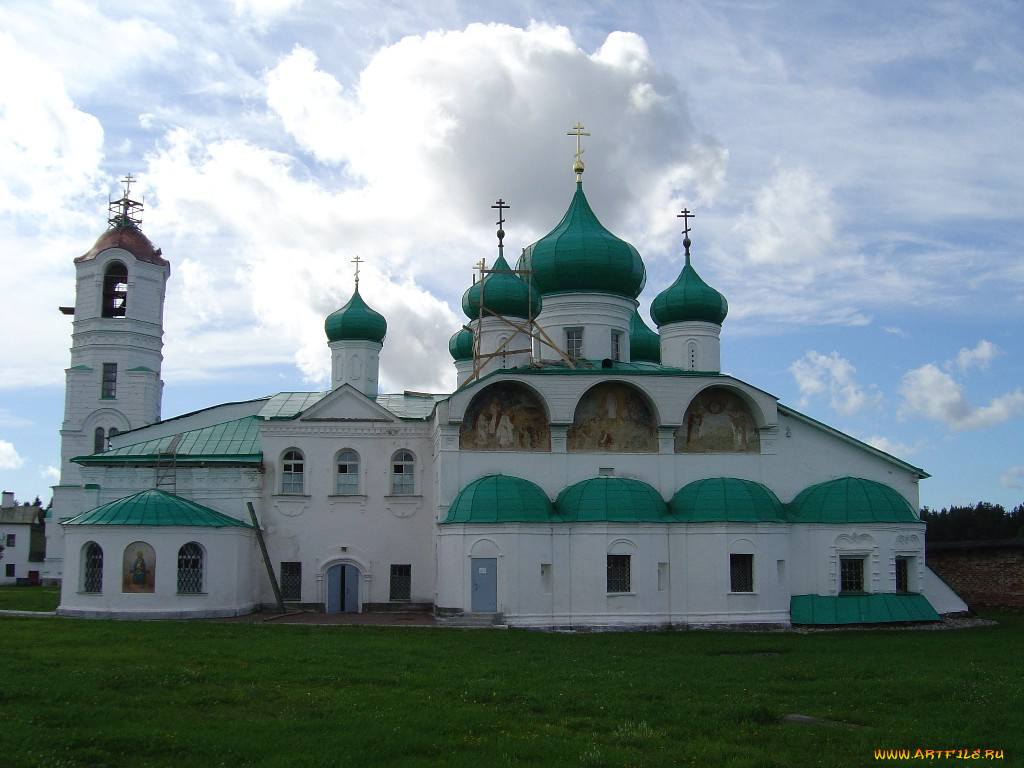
790,593 -> 939,624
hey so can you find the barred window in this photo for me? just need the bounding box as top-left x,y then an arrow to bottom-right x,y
280,562 -> 302,601
606,554 -> 630,593
281,450 -> 305,494
895,557 -> 910,593
177,542 -> 204,594
391,450 -> 414,495
389,564 -> 411,601
336,449 -> 359,495
730,554 -> 754,592
840,557 -> 865,593
83,542 -> 103,593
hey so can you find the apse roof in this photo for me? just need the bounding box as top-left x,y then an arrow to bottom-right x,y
555,476 -> 668,522
62,489 -> 251,528
442,475 -> 553,524
670,478 -> 786,523
787,477 -> 920,523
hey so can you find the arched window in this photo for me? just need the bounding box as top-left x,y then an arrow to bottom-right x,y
281,450 -> 305,494
177,542 -> 204,594
93,427 -> 106,454
83,542 -> 103,593
335,449 -> 360,495
108,427 -> 119,443
391,450 -> 415,495
101,262 -> 128,318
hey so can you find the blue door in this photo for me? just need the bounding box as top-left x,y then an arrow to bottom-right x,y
471,558 -> 497,612
327,564 -> 360,613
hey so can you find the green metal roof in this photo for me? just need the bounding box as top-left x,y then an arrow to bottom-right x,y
629,310 -> 661,363
75,416 -> 262,465
462,252 -> 541,320
62,489 -> 251,528
449,327 -> 474,361
258,392 -> 327,419
670,478 -> 786,522
650,253 -> 728,327
258,391 -> 442,421
375,392 -> 446,419
790,593 -> 939,625
555,477 -> 668,522
325,287 -> 387,343
519,183 -> 646,298
442,475 -> 553,524
787,477 -> 919,523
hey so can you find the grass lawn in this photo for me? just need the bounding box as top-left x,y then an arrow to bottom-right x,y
0,613 -> 1020,767
0,586 -> 60,612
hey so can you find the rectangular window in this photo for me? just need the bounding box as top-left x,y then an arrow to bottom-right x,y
101,363 -> 117,398
566,327 -> 583,359
610,330 -> 622,361
607,554 -> 631,593
389,564 -> 411,601
895,557 -> 910,593
541,563 -> 552,594
657,562 -> 669,592
730,554 -> 754,592
4,564 -> 14,578
280,561 -> 302,601
840,557 -> 865,593
5,533 -> 14,548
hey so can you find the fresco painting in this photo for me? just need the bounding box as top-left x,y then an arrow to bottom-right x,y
676,387 -> 760,453
122,541 -> 156,593
460,384 -> 551,451
567,382 -> 657,452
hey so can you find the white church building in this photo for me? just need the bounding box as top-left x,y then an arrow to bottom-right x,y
46,141 -> 967,626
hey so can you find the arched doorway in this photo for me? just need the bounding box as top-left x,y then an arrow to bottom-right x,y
326,563 -> 360,613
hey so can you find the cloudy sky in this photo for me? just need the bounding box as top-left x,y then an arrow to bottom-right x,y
1,0 -> 1022,511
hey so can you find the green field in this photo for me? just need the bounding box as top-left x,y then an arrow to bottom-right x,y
0,603 -> 1020,767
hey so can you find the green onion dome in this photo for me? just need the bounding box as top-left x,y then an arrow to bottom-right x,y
629,310 -> 661,363
650,250 -> 728,326
449,327 -> 474,361
325,287 -> 387,343
518,183 -> 646,298
555,476 -> 667,522
442,475 -> 553,523
462,252 -> 541,320
670,478 -> 785,522
787,477 -> 918,524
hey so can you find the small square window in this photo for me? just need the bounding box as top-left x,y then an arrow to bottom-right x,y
840,557 -> 865,593
4,564 -> 14,578
389,564 -> 411,601
607,554 -> 630,593
730,554 -> 754,592
280,561 -> 302,601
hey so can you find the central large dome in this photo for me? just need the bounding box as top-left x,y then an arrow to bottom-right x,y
518,183 -> 646,298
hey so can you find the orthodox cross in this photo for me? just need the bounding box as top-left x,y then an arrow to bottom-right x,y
121,173 -> 136,197
492,199 -> 509,247
567,122 -> 590,180
677,209 -> 695,261
352,254 -> 363,289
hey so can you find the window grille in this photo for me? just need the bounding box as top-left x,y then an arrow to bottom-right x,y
389,564 -> 411,601
840,557 -> 865,593
730,554 -> 754,592
606,554 -> 631,593
5,533 -> 15,547
177,543 -> 204,594
281,450 -> 304,494
895,557 -> 910,593
391,450 -> 414,495
336,450 -> 359,495
84,542 -> 103,593
280,562 -> 302,601
101,363 -> 117,398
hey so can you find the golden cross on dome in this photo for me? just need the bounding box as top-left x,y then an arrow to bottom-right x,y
567,122 -> 590,181
352,255 -> 363,288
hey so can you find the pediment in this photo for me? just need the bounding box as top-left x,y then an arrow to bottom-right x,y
298,384 -> 397,423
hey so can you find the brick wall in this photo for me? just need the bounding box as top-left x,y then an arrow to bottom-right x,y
927,541 -> 1024,609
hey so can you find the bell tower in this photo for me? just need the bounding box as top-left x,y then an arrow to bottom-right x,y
46,176 -> 171,582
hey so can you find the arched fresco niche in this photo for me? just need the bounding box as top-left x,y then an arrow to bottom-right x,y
460,382 -> 551,451
676,386 -> 760,453
567,382 -> 657,452
122,541 -> 156,593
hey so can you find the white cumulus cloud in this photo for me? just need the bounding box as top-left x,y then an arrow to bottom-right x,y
898,362 -> 1024,430
0,439 -> 24,470
790,350 -> 882,415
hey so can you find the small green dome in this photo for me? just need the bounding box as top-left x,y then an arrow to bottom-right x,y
325,288 -> 387,343
449,328 -> 474,361
650,253 -> 728,327
443,475 -> 553,523
670,478 -> 785,522
787,477 -> 919,524
555,477 -> 667,522
518,183 -> 646,298
462,252 -> 541,320
629,310 -> 661,363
